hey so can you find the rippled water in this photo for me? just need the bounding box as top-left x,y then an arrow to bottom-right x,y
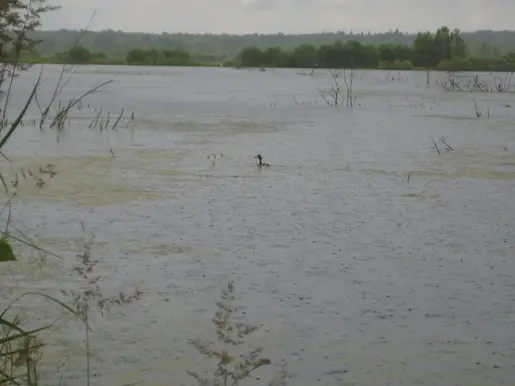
2,65 -> 515,385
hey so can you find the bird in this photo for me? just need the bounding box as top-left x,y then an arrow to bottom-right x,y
253,154 -> 270,167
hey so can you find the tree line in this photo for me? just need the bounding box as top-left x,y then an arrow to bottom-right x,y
237,27 -> 515,71
29,28 -> 515,60
24,26 -> 515,72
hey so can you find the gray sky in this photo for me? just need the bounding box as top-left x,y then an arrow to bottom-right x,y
41,0 -> 514,34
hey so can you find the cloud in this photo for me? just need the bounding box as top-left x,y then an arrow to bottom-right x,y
39,0 -> 515,34
242,0 -> 278,9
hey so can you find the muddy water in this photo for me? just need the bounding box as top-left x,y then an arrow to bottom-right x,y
2,65 -> 515,385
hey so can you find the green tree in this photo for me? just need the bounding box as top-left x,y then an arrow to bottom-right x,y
90,52 -> 107,64
160,48 -> 190,65
239,46 -> 264,66
413,32 -> 435,67
276,49 -> 294,67
450,28 -> 467,57
292,44 -> 318,67
392,44 -> 412,61
362,44 -> 379,68
126,48 -> 147,64
378,44 -> 395,62
0,0 -> 59,123
434,26 -> 451,62
67,45 -> 92,64
317,40 -> 347,68
477,41 -> 492,57
505,52 -> 515,64
146,48 -> 159,65
0,0 -> 59,62
263,46 -> 282,66
343,40 -> 364,67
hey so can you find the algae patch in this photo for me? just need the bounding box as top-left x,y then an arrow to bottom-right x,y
120,242 -> 193,256
408,150 -> 515,181
1,148 -> 186,206
402,192 -> 440,200
141,118 -> 279,135
361,168 -> 400,177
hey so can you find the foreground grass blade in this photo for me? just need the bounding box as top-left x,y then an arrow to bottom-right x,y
0,66 -> 43,150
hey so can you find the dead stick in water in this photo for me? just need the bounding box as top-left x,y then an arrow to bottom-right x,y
439,137 -> 454,152
430,137 -> 441,155
111,108 -> 124,131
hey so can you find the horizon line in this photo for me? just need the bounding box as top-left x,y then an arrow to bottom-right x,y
36,27 -> 515,36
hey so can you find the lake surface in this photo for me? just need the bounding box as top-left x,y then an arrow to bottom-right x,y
2,65 -> 515,385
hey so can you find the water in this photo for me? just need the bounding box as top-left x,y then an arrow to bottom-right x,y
1,65 -> 515,385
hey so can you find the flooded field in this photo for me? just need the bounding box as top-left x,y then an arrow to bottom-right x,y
1,65 -> 515,385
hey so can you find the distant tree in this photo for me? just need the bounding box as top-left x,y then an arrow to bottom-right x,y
378,44 -> 395,62
22,28 -> 515,60
391,44 -> 412,62
413,32 -> 436,67
67,45 -> 92,64
362,44 -> 379,68
477,41 -> 493,57
239,46 -> 264,66
126,48 -> 146,64
450,28 -> 467,57
292,44 -> 317,67
433,26 -> 451,62
317,40 -> 347,68
146,48 -> 159,65
344,41 -> 369,67
263,46 -> 282,66
160,48 -> 190,65
90,52 -> 107,64
505,52 -> 515,64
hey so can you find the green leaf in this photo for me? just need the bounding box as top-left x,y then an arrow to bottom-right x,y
0,237 -> 16,262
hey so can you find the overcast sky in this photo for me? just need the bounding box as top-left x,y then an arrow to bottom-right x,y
41,0 -> 514,34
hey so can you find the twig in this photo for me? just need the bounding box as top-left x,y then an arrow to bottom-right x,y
124,112 -> 135,129
439,137 -> 454,152
430,137 -> 441,155
49,80 -> 113,130
0,66 -> 43,150
36,11 -> 97,130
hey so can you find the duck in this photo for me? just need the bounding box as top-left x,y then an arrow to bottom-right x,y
253,154 -> 271,167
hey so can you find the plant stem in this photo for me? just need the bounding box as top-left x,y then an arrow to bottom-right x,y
85,305 -> 90,386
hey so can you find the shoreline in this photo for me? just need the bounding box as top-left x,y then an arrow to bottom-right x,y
19,61 -> 515,73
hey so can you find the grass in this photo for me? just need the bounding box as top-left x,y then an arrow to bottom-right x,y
187,282 -> 288,386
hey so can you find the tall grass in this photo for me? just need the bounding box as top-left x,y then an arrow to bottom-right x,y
187,282 -> 288,386
0,3 -> 126,384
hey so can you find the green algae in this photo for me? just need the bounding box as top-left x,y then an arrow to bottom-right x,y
405,169 -> 515,181
0,148 -> 188,206
407,149 -> 515,181
361,168 -> 399,177
136,117 -> 279,135
120,243 -> 193,256
402,192 -> 440,200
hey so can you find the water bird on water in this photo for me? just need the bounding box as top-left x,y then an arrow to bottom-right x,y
254,154 -> 271,167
